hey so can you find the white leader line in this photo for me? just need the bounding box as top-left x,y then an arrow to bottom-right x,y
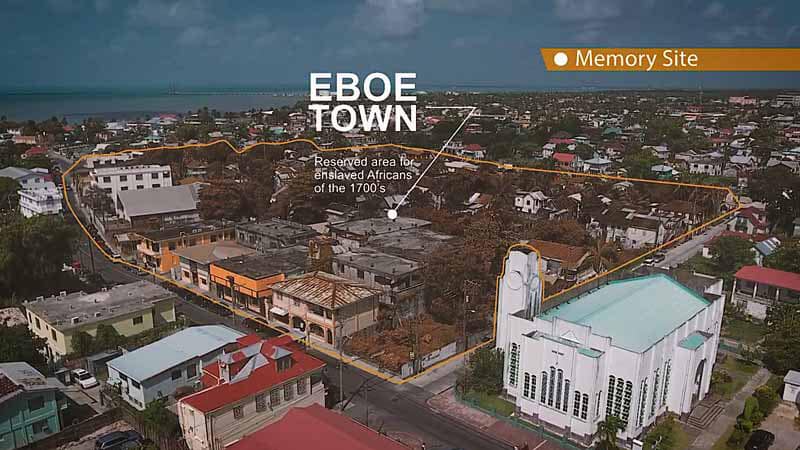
391,106 -> 476,214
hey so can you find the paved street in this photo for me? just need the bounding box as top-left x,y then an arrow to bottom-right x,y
659,220 -> 730,269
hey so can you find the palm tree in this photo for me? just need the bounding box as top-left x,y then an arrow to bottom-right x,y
589,232 -> 619,273
595,415 -> 624,450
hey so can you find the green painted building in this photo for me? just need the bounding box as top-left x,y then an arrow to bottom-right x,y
0,362 -> 61,450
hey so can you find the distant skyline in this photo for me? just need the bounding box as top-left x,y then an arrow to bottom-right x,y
2,0 -> 800,90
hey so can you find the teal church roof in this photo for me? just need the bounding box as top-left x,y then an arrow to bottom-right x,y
538,274 -> 711,353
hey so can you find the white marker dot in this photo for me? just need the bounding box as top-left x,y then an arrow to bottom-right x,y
554,52 -> 569,67
387,209 -> 398,220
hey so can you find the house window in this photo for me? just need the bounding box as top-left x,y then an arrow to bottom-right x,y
284,383 -> 294,401
28,396 -> 45,411
151,172 -> 160,179
152,184 -> 160,188
606,375 -> 615,417
357,269 -> 364,279
637,378 -> 648,427
581,394 -> 589,420
136,185 -> 144,190
614,378 -> 624,417
35,317 -> 40,329
563,379 -> 570,413
622,381 -> 633,425
530,374 -> 536,400
523,372 -> 531,398
186,364 -> 197,379
651,368 -> 660,417
171,369 -> 181,380
297,378 -> 307,395
32,419 -> 50,435
135,174 -> 143,180
270,389 -> 280,407
119,175 -> 128,182
555,369 -> 563,410
661,360 -> 671,407
119,373 -> 128,382
255,394 -> 267,412
548,367 -> 556,407
233,405 -> 243,420
133,316 -> 144,325
508,343 -> 519,387
102,176 -> 111,183
573,391 -> 581,417
131,380 -> 141,389
51,329 -> 57,341
540,371 -> 548,403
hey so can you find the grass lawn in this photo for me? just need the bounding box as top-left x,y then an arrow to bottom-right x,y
673,423 -> 692,450
465,391 -> 516,417
711,357 -> 759,400
721,317 -> 764,344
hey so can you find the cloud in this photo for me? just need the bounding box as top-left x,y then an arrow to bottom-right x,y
702,1 -> 724,18
552,0 -> 621,21
709,25 -> 767,44
355,0 -> 425,38
126,0 -> 211,28
428,0 -> 514,14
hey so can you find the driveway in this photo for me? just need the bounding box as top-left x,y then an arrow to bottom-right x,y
759,402 -> 800,450
660,221 -> 729,269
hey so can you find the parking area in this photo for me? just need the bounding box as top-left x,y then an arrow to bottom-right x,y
758,401 -> 800,450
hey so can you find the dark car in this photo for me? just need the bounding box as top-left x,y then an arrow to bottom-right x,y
745,430 -> 775,450
95,430 -> 143,450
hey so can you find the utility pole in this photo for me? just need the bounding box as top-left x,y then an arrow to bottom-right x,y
86,234 -> 96,274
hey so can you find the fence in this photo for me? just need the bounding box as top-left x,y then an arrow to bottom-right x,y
119,404 -> 189,450
456,391 -> 589,450
19,408 -> 121,450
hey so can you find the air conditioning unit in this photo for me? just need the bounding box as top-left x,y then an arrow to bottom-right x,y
70,317 -> 81,325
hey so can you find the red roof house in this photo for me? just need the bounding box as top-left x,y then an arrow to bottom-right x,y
226,403 -> 409,450
22,146 -> 47,159
734,266 -> 800,293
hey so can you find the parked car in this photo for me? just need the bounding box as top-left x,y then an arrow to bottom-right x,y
745,430 -> 775,450
95,430 -> 143,450
71,368 -> 99,389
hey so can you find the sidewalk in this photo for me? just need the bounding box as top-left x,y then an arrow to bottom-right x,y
689,367 -> 770,450
427,388 -> 571,450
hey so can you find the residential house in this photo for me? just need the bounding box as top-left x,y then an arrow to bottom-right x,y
689,159 -> 723,176
225,404 -> 409,450
117,183 -> 203,229
172,241 -> 256,292
107,325 -> 244,410
553,153 -> 581,171
177,335 -> 326,450
727,205 -> 768,236
90,164 -> 172,211
731,266 -> 800,319
136,221 -> 234,274
529,239 -> 593,283
496,248 -> 724,445
644,145 -> 670,160
235,219 -> 318,252
650,165 -> 677,180
18,182 -> 63,218
0,167 -> 48,189
333,247 -> 423,317
582,157 -> 612,174
270,272 -> 383,346
596,209 -> 668,249
210,247 -> 306,317
24,281 -> 177,361
514,191 -> 550,215
0,362 -> 61,449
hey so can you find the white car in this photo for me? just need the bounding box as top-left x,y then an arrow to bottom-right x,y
72,369 -> 99,389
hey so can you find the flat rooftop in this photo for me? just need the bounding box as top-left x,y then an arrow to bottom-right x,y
538,274 -> 712,353
173,241 -> 256,265
213,246 -> 307,279
137,220 -> 232,242
334,247 -> 420,277
236,219 -> 318,240
368,227 -> 455,261
330,217 -> 431,237
25,281 -> 176,331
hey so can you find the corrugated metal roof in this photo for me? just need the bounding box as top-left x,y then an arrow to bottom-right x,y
271,272 -> 382,309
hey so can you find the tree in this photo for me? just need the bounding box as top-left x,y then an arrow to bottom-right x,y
0,324 -> 48,373
595,415 -> 624,450
72,331 -> 94,357
139,398 -> 180,435
764,240 -> 800,273
94,324 -> 124,352
198,179 -> 250,221
589,234 -> 619,272
710,236 -> 754,280
761,303 -> 800,374
0,177 -> 20,214
643,415 -> 678,450
530,219 -> 588,246
461,347 -> 504,395
84,185 -> 115,225
622,147 -> 660,179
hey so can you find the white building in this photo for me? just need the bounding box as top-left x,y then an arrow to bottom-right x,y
689,159 -> 723,176
514,191 -> 549,214
90,164 -> 173,211
0,166 -> 48,189
18,181 -> 63,217
495,248 -> 724,446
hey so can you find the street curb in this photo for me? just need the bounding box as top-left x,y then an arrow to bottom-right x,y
425,388 -> 514,449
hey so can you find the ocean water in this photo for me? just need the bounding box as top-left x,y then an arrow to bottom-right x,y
0,87 -> 306,123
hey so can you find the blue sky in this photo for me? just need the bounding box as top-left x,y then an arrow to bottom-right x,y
2,0 -> 800,89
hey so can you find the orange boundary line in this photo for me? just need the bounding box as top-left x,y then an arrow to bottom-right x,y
60,139 -> 741,384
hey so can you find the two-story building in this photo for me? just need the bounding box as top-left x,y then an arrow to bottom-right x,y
270,272 -> 383,346
177,335 -> 326,450
235,219 -> 318,252
17,182 -> 63,218
90,164 -> 172,211
117,183 -> 203,229
172,241 -> 256,292
529,239 -> 593,283
107,325 -> 244,410
514,191 -> 550,215
24,281 -> 177,361
731,265 -> 800,319
0,362 -> 61,449
136,221 -> 235,274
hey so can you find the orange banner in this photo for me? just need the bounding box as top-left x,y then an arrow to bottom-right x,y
540,48 -> 800,71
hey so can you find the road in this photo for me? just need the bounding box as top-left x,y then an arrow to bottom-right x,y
659,220 -> 730,269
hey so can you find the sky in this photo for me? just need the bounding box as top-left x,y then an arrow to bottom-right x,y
2,0 -> 800,90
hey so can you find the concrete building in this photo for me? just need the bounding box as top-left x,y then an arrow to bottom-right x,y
18,182 -> 63,218
90,164 -> 172,211
333,247 -> 423,316
172,241 -> 256,292
117,183 -> 202,229
235,219 -> 318,252
270,272 -> 383,346
495,248 -> 724,446
0,362 -> 61,449
329,217 -> 431,251
0,167 -> 48,189
136,221 -> 235,274
107,325 -> 244,410
24,281 -> 177,361
731,265 -> 800,319
177,335 -> 326,450
783,370 -> 800,403
514,191 -> 550,215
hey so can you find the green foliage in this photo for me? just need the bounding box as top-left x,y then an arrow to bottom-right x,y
643,415 -> 678,450
764,240 -> 800,273
72,331 -> 94,357
622,147 -> 660,179
139,398 -> 180,435
596,415 -> 624,450
710,236 -> 754,281
94,324 -> 124,351
0,215 -> 76,299
749,166 -> 800,234
753,384 -> 780,418
462,347 -> 504,395
0,177 -> 20,213
0,324 -> 49,373
762,303 -> 800,374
